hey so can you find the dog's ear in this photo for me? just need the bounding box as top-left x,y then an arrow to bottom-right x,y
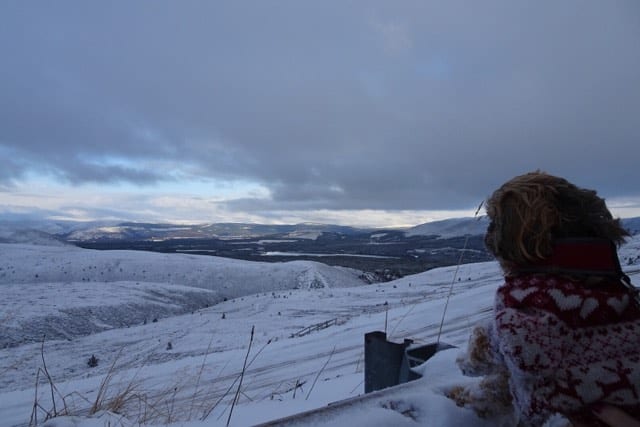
554,186 -> 629,246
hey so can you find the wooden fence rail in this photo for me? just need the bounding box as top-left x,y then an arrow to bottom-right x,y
289,318 -> 339,338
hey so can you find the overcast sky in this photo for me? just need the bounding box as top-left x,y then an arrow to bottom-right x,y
1,1 -> 639,227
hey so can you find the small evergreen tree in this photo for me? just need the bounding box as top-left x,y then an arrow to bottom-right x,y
87,354 -> 99,368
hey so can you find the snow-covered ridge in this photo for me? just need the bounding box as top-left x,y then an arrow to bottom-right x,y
405,216 -> 640,239
405,216 -> 490,238
0,227 -> 68,247
0,244 -> 365,291
0,244 -> 366,347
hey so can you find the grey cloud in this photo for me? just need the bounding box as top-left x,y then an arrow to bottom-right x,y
59,163 -> 167,185
1,1 -> 639,213
0,158 -> 26,183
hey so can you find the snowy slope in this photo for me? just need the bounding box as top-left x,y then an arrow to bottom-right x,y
0,244 -> 366,347
0,235 -> 638,427
405,217 -> 489,238
405,216 -> 640,239
1,260 -> 502,427
0,228 -> 69,246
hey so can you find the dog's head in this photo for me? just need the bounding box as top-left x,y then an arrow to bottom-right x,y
484,171 -> 628,271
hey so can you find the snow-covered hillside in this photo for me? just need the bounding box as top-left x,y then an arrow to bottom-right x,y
0,244 -> 365,347
404,216 -> 640,239
0,228 -> 68,247
405,217 -> 490,238
0,235 -> 639,427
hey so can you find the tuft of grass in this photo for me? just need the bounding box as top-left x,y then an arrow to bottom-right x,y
226,325 -> 255,427
200,332 -> 273,421
89,348 -> 123,414
85,350 -> 190,424
29,336 -> 69,426
306,345 -> 336,401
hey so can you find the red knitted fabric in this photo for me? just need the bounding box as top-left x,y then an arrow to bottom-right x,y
495,273 -> 640,425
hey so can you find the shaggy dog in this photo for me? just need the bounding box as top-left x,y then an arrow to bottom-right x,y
448,172 -> 640,426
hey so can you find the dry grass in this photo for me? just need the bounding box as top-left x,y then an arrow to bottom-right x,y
84,356 -> 190,425
29,337 -> 69,426
26,351 -> 234,425
25,328 -> 278,426
306,345 -> 336,401
200,332 -> 273,421
28,343 -> 185,425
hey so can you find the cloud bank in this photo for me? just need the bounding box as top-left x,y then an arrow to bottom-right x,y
1,1 -> 639,224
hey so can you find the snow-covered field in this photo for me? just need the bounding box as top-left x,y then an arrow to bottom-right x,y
1,237 -> 639,427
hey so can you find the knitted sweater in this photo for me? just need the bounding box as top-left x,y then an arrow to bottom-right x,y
461,240 -> 640,426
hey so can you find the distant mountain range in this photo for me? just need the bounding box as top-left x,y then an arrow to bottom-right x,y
1,215 -> 638,244
61,222 -> 368,242
2,216 -> 637,281
55,216 -> 640,242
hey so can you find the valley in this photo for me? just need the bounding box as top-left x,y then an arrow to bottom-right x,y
72,229 -> 494,280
